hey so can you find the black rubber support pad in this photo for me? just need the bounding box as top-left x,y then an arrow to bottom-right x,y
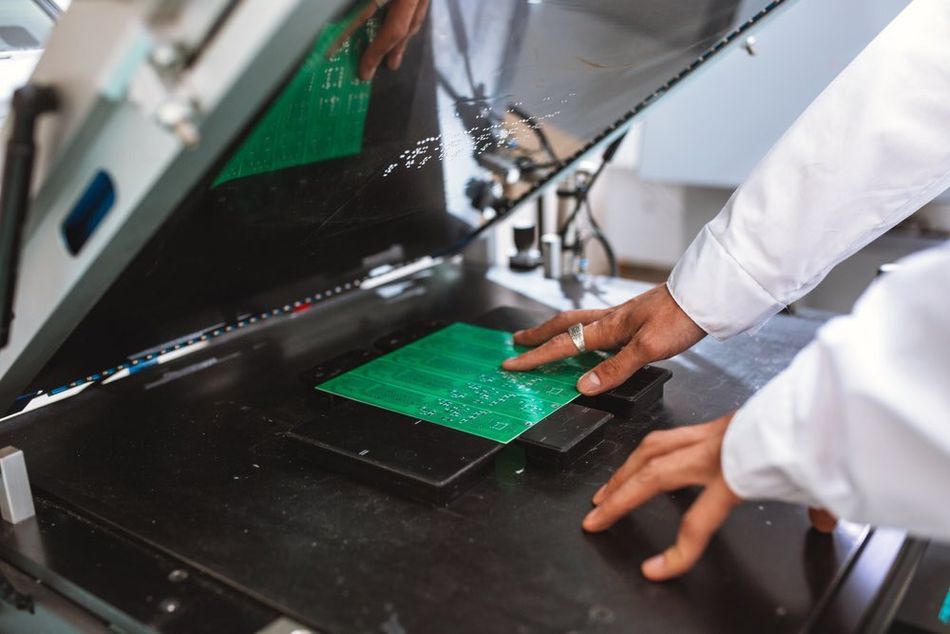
286,392 -> 502,505
298,348 -> 380,386
372,320 -> 448,352
515,404 -> 613,469
577,365 -> 672,418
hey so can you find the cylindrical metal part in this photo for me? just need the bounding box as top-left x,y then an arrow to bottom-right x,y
541,233 -> 562,279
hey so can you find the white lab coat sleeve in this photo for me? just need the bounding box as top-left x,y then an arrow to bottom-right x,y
667,0 -> 950,340
721,242 -> 950,539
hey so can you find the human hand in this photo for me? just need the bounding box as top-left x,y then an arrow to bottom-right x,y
582,413 -> 741,581
809,507 -> 838,533
359,0 -> 430,80
501,284 -> 706,396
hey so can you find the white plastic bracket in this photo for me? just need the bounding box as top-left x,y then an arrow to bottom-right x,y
0,447 -> 35,524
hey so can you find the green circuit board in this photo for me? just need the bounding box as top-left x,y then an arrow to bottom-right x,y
316,322 -> 604,444
213,4 -> 376,187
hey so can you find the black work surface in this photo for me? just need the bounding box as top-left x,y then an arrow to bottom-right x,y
0,264 -> 878,633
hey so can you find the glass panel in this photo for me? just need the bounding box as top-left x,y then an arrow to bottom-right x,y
39,0 -> 780,388
196,0 -> 780,294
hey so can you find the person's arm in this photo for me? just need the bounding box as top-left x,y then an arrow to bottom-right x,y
669,0 -> 950,339
359,0 -> 430,80
506,0 -> 950,396
583,242 -> 950,581
722,242 -> 950,539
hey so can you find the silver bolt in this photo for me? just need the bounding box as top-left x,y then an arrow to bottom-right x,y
151,42 -> 184,71
156,100 -> 201,146
743,36 -> 758,56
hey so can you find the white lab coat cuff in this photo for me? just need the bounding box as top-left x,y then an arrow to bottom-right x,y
721,376 -> 819,506
668,226 -> 785,340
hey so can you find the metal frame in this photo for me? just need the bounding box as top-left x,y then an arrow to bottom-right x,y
0,0 -> 348,408
0,496 -> 281,631
31,0 -> 62,20
807,528 -> 926,633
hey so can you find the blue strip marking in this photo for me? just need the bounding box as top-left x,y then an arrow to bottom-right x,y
128,358 -> 159,375
939,586 -> 950,624
12,259 -> 385,405
62,171 -> 116,254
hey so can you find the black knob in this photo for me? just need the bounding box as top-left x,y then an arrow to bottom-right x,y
512,224 -> 535,253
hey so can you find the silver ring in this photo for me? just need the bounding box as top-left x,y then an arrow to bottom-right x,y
568,323 -> 586,353
375,0 -> 391,7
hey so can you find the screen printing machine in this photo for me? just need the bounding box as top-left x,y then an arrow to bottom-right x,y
0,1 -> 945,632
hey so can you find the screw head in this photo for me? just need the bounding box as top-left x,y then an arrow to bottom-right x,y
743,36 -> 758,56
151,42 -> 184,70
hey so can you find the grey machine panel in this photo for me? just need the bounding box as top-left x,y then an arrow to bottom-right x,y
0,0 -> 347,407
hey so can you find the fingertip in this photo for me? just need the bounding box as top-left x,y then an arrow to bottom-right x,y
358,59 -> 377,81
577,371 -> 602,395
501,358 -> 519,371
641,554 -> 666,580
592,484 -> 607,505
512,331 -> 531,346
583,507 -> 616,533
808,507 -> 838,534
582,509 -> 602,532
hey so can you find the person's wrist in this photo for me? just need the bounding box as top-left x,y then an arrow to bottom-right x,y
663,281 -> 707,338
653,283 -> 707,353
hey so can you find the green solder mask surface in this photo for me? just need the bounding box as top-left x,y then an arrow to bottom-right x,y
213,4 -> 376,187
316,323 -> 605,444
